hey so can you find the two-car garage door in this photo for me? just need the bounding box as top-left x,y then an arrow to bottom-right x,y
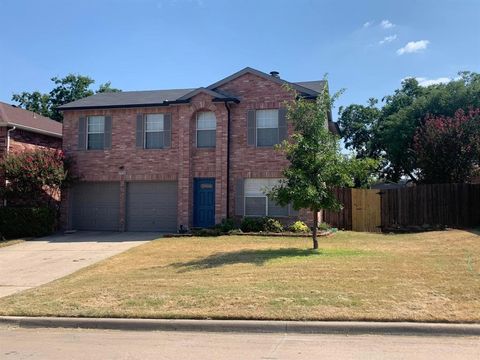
70,181 -> 177,232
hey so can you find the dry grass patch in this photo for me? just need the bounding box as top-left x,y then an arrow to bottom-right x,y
0,239 -> 25,248
0,230 -> 479,322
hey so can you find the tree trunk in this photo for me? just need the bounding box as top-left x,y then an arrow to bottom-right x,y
312,210 -> 319,249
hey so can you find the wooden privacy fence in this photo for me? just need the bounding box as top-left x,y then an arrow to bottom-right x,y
324,184 -> 480,232
324,188 -> 381,232
381,183 -> 480,229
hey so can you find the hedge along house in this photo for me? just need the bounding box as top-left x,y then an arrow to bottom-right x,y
0,102 -> 62,205
59,67 -> 337,232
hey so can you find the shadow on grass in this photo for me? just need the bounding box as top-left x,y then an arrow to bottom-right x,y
171,247 -> 364,272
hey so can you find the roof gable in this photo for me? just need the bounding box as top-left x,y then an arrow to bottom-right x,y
207,67 -> 321,97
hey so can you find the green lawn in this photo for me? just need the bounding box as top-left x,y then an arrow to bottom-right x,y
0,230 -> 479,322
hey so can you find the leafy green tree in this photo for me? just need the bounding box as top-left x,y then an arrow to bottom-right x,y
12,75 -> 121,122
48,75 -> 95,121
339,72 -> 480,182
97,81 -> 122,93
268,86 -> 356,249
11,91 -> 50,117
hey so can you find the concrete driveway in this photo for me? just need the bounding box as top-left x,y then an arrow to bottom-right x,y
0,232 -> 160,298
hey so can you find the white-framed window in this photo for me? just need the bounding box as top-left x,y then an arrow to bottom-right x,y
256,109 -> 279,147
244,178 -> 289,217
145,114 -> 164,149
196,112 -> 216,148
87,116 -> 105,150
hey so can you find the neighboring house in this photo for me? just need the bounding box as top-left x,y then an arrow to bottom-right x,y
0,102 -> 62,204
59,67 -> 337,232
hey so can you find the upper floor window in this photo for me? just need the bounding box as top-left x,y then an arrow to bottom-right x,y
256,109 -> 279,147
197,112 -> 216,148
244,178 -> 288,217
87,116 -> 105,150
145,114 -> 164,149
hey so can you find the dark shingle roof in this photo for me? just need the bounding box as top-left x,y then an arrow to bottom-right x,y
294,81 -> 326,93
0,101 -> 62,137
58,89 -> 195,110
58,67 -> 326,110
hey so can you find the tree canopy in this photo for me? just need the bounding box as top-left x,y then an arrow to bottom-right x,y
338,72 -> 480,183
12,75 -> 121,122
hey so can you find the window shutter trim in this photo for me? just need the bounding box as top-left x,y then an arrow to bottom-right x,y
78,116 -> 86,150
278,108 -> 287,142
235,178 -> 245,216
247,110 -> 256,146
104,115 -> 112,149
136,114 -> 144,148
164,113 -> 172,148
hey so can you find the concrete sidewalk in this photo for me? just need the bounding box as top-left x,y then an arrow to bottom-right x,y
2,317 -> 480,337
0,231 -> 157,298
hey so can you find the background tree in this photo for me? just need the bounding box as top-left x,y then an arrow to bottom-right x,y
339,72 -> 480,182
414,109 -> 480,183
12,74 -> 121,122
269,86 -> 362,249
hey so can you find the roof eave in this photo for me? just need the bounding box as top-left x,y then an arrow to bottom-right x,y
6,122 -> 62,138
58,100 -> 190,111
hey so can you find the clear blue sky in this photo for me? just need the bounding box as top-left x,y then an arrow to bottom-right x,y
1,0 -> 479,118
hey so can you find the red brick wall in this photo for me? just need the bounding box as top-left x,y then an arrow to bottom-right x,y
62,72 -> 313,230
8,129 -> 61,154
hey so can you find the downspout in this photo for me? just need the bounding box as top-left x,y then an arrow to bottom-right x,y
6,126 -> 16,154
3,126 -> 15,206
224,101 -> 232,218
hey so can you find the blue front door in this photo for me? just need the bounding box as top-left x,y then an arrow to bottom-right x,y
193,178 -> 215,228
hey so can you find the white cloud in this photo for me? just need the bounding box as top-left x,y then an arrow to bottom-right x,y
402,76 -> 453,87
396,40 -> 430,55
416,77 -> 452,87
363,21 -> 373,28
380,20 -> 395,29
379,34 -> 397,45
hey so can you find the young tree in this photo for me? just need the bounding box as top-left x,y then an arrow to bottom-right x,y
414,109 -> 480,183
268,86 -> 355,249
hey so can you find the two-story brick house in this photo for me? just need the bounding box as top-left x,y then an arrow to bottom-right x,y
59,67 -> 336,232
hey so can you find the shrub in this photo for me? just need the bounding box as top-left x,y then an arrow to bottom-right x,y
240,217 -> 264,233
317,222 -> 331,231
0,207 -> 56,239
215,218 -> 236,233
288,221 -> 310,233
262,218 -> 284,233
191,228 -> 222,237
240,217 -> 284,233
0,149 -> 73,207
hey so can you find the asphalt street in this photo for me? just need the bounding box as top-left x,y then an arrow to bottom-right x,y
1,327 -> 479,360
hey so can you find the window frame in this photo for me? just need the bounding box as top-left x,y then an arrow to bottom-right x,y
86,115 -> 105,150
255,109 -> 279,148
144,113 -> 165,150
243,178 -> 289,218
196,111 -> 217,148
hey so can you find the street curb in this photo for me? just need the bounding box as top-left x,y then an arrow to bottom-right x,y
1,317 -> 480,336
